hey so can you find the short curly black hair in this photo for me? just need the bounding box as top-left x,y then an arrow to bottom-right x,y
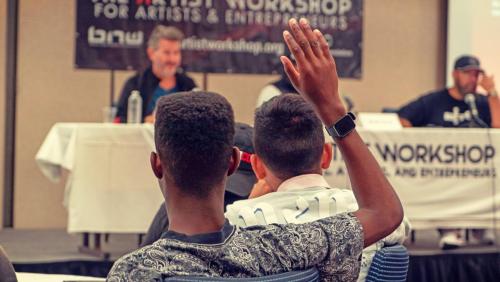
254,94 -> 324,179
154,91 -> 235,198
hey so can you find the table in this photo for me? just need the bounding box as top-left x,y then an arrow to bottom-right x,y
36,123 -> 163,234
325,128 -> 500,229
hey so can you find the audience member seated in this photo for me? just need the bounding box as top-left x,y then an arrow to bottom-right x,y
107,18 -> 403,281
225,94 -> 410,282
141,122 -> 256,247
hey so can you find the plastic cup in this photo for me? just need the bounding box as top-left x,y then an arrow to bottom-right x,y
102,106 -> 117,123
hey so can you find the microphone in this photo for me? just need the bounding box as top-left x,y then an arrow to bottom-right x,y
464,94 -> 488,128
464,94 -> 479,116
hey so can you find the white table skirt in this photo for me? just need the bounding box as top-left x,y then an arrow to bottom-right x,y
325,127 -> 500,229
36,123 -> 163,233
36,124 -> 500,231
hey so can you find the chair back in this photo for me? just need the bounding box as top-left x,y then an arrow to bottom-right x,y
365,244 -> 409,282
164,267 -> 319,281
0,246 -> 17,282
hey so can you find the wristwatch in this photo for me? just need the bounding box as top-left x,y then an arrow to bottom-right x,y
325,112 -> 356,138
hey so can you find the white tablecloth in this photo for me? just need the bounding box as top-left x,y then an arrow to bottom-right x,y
36,124 -> 500,231
325,128 -> 500,229
36,123 -> 163,233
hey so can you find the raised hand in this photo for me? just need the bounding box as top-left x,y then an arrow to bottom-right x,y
281,18 -> 347,126
479,74 -> 496,95
281,19 -> 403,248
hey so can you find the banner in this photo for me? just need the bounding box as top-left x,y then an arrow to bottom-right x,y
75,0 -> 363,77
324,128 -> 500,229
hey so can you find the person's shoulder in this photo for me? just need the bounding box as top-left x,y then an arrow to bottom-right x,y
312,212 -> 363,239
226,190 -> 311,214
124,71 -> 141,84
225,187 -> 357,224
404,89 -> 449,108
123,68 -> 152,85
224,193 -> 281,226
176,71 -> 195,81
175,71 -> 197,90
107,250 -> 141,279
420,89 -> 449,100
318,211 -> 361,225
108,244 -> 163,278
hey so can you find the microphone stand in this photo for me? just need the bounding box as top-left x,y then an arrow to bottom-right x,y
465,94 -> 489,128
468,117 -> 488,128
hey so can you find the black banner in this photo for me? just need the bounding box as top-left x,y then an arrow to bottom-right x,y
76,0 -> 363,77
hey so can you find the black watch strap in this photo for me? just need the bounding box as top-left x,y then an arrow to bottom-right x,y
325,112 -> 356,138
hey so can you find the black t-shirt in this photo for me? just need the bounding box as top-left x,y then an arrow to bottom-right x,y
397,89 -> 491,127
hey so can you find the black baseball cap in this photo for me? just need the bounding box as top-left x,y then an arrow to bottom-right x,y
454,55 -> 484,72
225,122 -> 256,197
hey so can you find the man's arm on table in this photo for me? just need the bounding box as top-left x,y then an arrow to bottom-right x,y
397,96 -> 428,128
281,18 -> 403,247
399,118 -> 413,127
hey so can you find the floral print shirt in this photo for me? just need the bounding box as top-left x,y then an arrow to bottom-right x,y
107,213 -> 363,282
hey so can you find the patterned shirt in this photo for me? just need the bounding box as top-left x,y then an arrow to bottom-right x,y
107,213 -> 363,282
224,174 -> 410,282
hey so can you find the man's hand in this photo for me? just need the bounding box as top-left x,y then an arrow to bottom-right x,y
281,18 -> 346,126
479,74 -> 496,95
248,179 -> 274,199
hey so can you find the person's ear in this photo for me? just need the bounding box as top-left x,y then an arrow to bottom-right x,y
150,152 -> 163,179
227,147 -> 241,176
251,154 -> 267,180
321,143 -> 333,170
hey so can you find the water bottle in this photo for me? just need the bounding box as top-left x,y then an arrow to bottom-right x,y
127,90 -> 142,123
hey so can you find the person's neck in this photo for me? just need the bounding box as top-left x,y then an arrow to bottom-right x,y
448,86 -> 465,101
165,186 -> 226,236
266,168 -> 322,191
159,75 -> 176,90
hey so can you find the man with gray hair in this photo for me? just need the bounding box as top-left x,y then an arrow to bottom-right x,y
116,25 -> 197,123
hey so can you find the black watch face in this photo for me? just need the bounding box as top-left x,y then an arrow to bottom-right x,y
336,115 -> 356,136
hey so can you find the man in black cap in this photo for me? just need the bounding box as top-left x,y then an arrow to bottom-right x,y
397,55 -> 500,249
140,122 -> 256,246
398,55 -> 499,128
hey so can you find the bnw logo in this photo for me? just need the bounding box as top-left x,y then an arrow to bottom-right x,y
88,26 -> 143,47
